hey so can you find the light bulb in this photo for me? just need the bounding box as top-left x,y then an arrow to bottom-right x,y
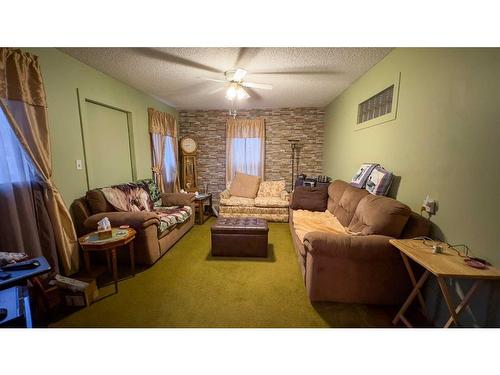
225,84 -> 237,100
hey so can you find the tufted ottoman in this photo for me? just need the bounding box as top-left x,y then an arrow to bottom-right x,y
211,217 -> 269,257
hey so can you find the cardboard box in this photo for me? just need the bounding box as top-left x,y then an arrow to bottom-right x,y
57,276 -> 99,307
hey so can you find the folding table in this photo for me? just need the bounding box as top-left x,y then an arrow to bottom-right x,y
390,239 -> 500,328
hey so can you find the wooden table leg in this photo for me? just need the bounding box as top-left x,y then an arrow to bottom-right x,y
111,248 -> 118,293
83,250 -> 91,275
400,253 -> 428,318
443,280 -> 481,328
106,251 -> 112,272
437,277 -> 459,327
129,241 -> 135,276
196,201 -> 201,224
393,270 -> 430,326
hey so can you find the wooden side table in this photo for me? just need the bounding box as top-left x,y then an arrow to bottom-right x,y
194,193 -> 213,224
390,239 -> 500,328
78,228 -> 136,294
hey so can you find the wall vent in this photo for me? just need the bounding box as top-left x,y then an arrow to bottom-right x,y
357,85 -> 394,124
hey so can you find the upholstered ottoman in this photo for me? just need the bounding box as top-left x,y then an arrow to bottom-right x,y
211,217 -> 269,257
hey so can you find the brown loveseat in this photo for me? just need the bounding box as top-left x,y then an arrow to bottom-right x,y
289,180 -> 430,305
71,181 -> 195,266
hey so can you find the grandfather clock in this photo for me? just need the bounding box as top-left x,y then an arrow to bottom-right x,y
179,136 -> 198,192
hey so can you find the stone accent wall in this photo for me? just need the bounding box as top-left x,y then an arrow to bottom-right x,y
178,107 -> 325,205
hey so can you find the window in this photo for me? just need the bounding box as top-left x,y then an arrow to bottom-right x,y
230,137 -> 263,177
0,107 -> 35,184
357,85 -> 394,124
162,135 -> 178,192
225,118 -> 265,183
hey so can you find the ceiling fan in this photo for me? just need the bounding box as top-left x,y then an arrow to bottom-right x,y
198,68 -> 273,101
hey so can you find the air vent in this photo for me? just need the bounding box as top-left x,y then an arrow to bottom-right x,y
357,85 -> 394,124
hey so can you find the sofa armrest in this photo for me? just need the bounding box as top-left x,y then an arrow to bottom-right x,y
84,211 -> 160,231
160,192 -> 195,206
280,190 -> 290,201
220,189 -> 231,200
303,232 -> 398,261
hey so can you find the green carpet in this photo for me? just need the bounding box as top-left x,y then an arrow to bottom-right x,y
52,218 -> 395,327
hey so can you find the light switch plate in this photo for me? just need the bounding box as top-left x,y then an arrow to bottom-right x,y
76,159 -> 83,170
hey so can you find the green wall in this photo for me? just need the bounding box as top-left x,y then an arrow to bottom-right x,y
324,48 -> 500,266
24,48 -> 177,206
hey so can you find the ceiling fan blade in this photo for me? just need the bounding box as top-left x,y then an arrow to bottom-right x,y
232,68 -> 247,82
208,86 -> 226,95
241,81 -> 273,90
198,77 -> 227,83
238,87 -> 250,99
252,70 -> 339,75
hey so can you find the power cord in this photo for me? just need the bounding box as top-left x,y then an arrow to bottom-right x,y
411,236 -> 490,267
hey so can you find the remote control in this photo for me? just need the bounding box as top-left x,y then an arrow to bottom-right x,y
1,259 -> 40,271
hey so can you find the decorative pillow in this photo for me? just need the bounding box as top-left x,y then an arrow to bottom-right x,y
257,180 -> 286,198
290,185 -> 328,212
229,172 -> 261,199
351,163 -> 379,188
365,166 -> 393,196
138,178 -> 160,203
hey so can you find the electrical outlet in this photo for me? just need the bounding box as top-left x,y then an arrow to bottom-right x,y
76,159 -> 83,170
422,195 -> 437,214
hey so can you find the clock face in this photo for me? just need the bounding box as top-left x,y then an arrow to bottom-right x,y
181,137 -> 197,154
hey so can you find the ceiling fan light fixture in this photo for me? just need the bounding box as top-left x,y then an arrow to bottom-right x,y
225,83 -> 249,101
225,83 -> 238,100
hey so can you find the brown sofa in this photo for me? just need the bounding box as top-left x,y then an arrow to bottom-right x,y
71,185 -> 195,266
289,180 -> 431,305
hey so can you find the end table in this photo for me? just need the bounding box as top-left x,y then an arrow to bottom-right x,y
194,193 -> 213,224
78,228 -> 136,293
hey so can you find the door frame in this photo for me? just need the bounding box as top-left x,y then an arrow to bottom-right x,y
77,88 -> 137,190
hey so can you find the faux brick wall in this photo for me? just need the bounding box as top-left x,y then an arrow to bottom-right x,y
178,107 -> 325,205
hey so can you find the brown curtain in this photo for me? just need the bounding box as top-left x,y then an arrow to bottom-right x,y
148,108 -> 180,193
226,118 -> 265,183
0,48 -> 79,275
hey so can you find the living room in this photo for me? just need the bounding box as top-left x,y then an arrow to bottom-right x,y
2,2 -> 499,374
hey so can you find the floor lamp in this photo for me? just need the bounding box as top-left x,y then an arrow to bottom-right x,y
288,139 -> 301,191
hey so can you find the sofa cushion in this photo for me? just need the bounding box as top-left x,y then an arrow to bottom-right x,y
332,185 -> 369,227
220,196 -> 255,207
229,172 -> 261,198
86,189 -> 116,214
326,180 -> 350,214
290,185 -> 328,212
254,196 -> 289,208
348,195 -> 411,238
155,205 -> 193,235
257,180 -> 286,198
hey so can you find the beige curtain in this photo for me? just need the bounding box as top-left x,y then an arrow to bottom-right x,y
0,48 -> 79,275
226,118 -> 265,184
148,108 -> 180,193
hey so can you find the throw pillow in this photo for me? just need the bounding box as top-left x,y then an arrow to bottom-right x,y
351,163 -> 379,188
290,185 -> 328,212
365,166 -> 393,196
229,172 -> 261,199
257,180 -> 286,198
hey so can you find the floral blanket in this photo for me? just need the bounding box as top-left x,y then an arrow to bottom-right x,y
101,181 -> 154,212
99,179 -> 191,235
155,205 -> 193,234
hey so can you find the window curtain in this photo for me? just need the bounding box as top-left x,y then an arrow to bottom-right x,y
226,118 -> 265,184
148,108 -> 179,193
0,48 -> 78,275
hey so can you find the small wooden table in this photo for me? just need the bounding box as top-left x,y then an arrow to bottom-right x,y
390,239 -> 500,328
194,193 -> 213,224
78,228 -> 136,293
